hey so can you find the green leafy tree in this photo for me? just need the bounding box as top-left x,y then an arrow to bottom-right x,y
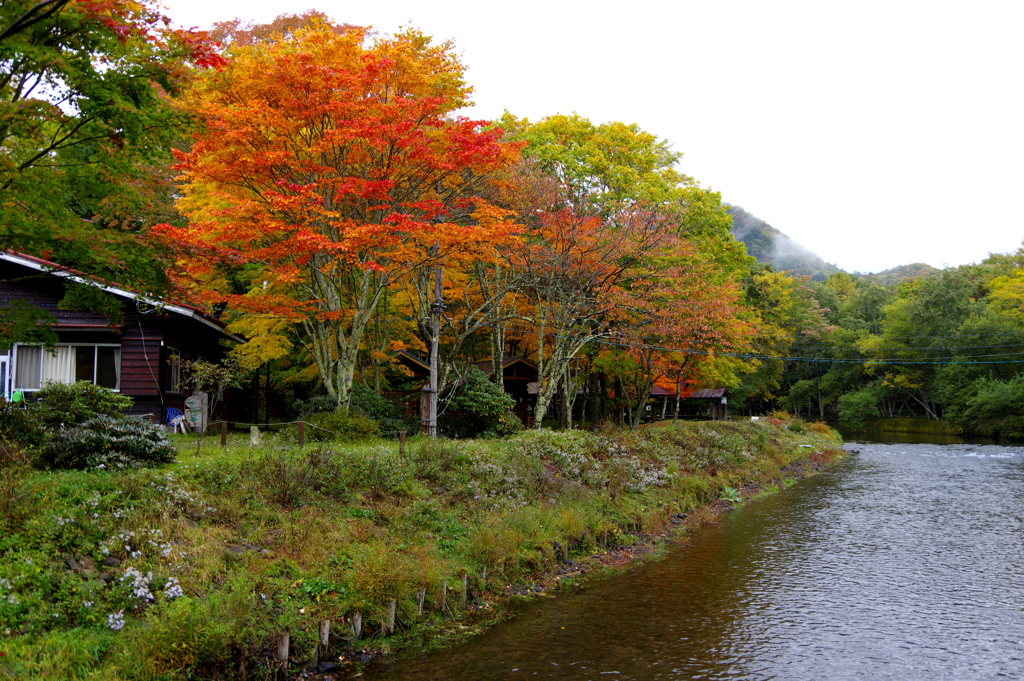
0,0 -> 223,337
440,367 -> 521,438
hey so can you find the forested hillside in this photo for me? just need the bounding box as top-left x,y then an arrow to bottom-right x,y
732,256 -> 1024,438
857,263 -> 940,285
727,205 -> 841,280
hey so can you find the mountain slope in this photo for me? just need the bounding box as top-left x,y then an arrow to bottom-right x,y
727,205 -> 841,281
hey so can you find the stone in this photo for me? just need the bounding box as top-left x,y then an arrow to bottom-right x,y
250,425 -> 262,446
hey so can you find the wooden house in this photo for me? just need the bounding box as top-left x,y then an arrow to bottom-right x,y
471,357 -> 539,426
0,251 -> 243,424
389,352 -> 541,427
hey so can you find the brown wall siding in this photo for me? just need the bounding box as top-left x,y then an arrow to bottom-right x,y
120,332 -> 163,397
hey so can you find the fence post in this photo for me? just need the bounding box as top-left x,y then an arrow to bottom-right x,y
350,612 -> 362,640
298,421 -> 305,447
318,619 -> 330,660
399,430 -> 406,456
221,420 -> 227,448
274,631 -> 289,677
385,599 -> 396,635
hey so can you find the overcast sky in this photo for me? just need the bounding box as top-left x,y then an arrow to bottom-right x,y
161,0 -> 1024,274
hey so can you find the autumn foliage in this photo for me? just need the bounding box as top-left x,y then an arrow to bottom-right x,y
150,15 -> 773,422
156,24 -> 521,408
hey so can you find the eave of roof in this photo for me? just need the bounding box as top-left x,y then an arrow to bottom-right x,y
1,251 -> 244,343
687,388 -> 728,399
394,350 -> 430,370
472,356 -> 538,375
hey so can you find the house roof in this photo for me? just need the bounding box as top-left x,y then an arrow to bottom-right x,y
1,251 -> 244,342
472,356 -> 538,376
394,350 -> 430,370
687,388 -> 728,399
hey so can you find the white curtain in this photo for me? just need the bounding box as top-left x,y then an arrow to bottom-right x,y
40,346 -> 72,386
14,346 -> 41,390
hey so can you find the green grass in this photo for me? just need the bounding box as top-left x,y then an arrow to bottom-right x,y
0,418 -> 843,680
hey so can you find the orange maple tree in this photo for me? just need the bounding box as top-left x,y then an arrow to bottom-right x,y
508,205 -> 676,427
155,23 -> 521,410
609,242 -> 754,428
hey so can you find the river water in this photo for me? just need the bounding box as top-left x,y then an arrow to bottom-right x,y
359,441 -> 1024,680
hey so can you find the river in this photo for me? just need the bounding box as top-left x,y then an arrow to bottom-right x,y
357,440 -> 1024,680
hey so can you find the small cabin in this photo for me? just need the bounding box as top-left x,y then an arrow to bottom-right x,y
472,357 -> 539,426
0,251 -> 242,424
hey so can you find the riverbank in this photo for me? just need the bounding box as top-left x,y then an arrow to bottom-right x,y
863,418 -> 963,436
0,416 -> 843,680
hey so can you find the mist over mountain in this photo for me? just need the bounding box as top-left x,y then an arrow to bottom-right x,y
726,205 -> 841,281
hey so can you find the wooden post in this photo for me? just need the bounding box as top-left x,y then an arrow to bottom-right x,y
461,572 -> 468,607
318,619 -> 330,659
275,631 -> 289,674
416,587 -> 426,618
220,420 -> 227,447
481,566 -> 487,584
350,612 -> 362,640
385,599 -> 396,635
399,430 -> 406,456
298,421 -> 305,447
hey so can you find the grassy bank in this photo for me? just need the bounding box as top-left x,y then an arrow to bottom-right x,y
0,416 -> 843,680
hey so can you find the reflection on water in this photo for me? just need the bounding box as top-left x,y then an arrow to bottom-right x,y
835,427 -> 1003,446
360,443 -> 1024,680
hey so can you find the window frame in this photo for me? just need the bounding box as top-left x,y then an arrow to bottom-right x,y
12,343 -> 122,392
166,346 -> 182,395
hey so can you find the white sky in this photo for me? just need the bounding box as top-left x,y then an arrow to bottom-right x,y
160,0 -> 1024,274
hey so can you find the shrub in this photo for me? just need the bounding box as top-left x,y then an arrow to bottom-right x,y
38,415 -> 176,470
440,367 -> 520,438
296,386 -> 396,420
293,393 -> 338,417
351,383 -> 396,421
806,421 -> 833,435
837,388 -> 881,428
0,398 -> 45,448
32,381 -> 133,429
302,411 -> 380,442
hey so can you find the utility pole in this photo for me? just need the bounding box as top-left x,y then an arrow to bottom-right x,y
427,263 -> 444,439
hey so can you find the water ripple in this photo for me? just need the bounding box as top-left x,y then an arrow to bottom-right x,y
361,443 -> 1024,681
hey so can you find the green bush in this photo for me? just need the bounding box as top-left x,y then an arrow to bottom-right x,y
38,415 -> 175,470
293,393 -> 338,417
32,381 -> 133,429
303,410 -> 381,442
440,367 -> 521,438
296,385 -> 394,419
351,383 -> 396,421
0,399 -> 45,448
837,388 -> 881,428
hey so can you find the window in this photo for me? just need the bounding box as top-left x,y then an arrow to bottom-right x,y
13,344 -> 120,391
167,348 -> 182,394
